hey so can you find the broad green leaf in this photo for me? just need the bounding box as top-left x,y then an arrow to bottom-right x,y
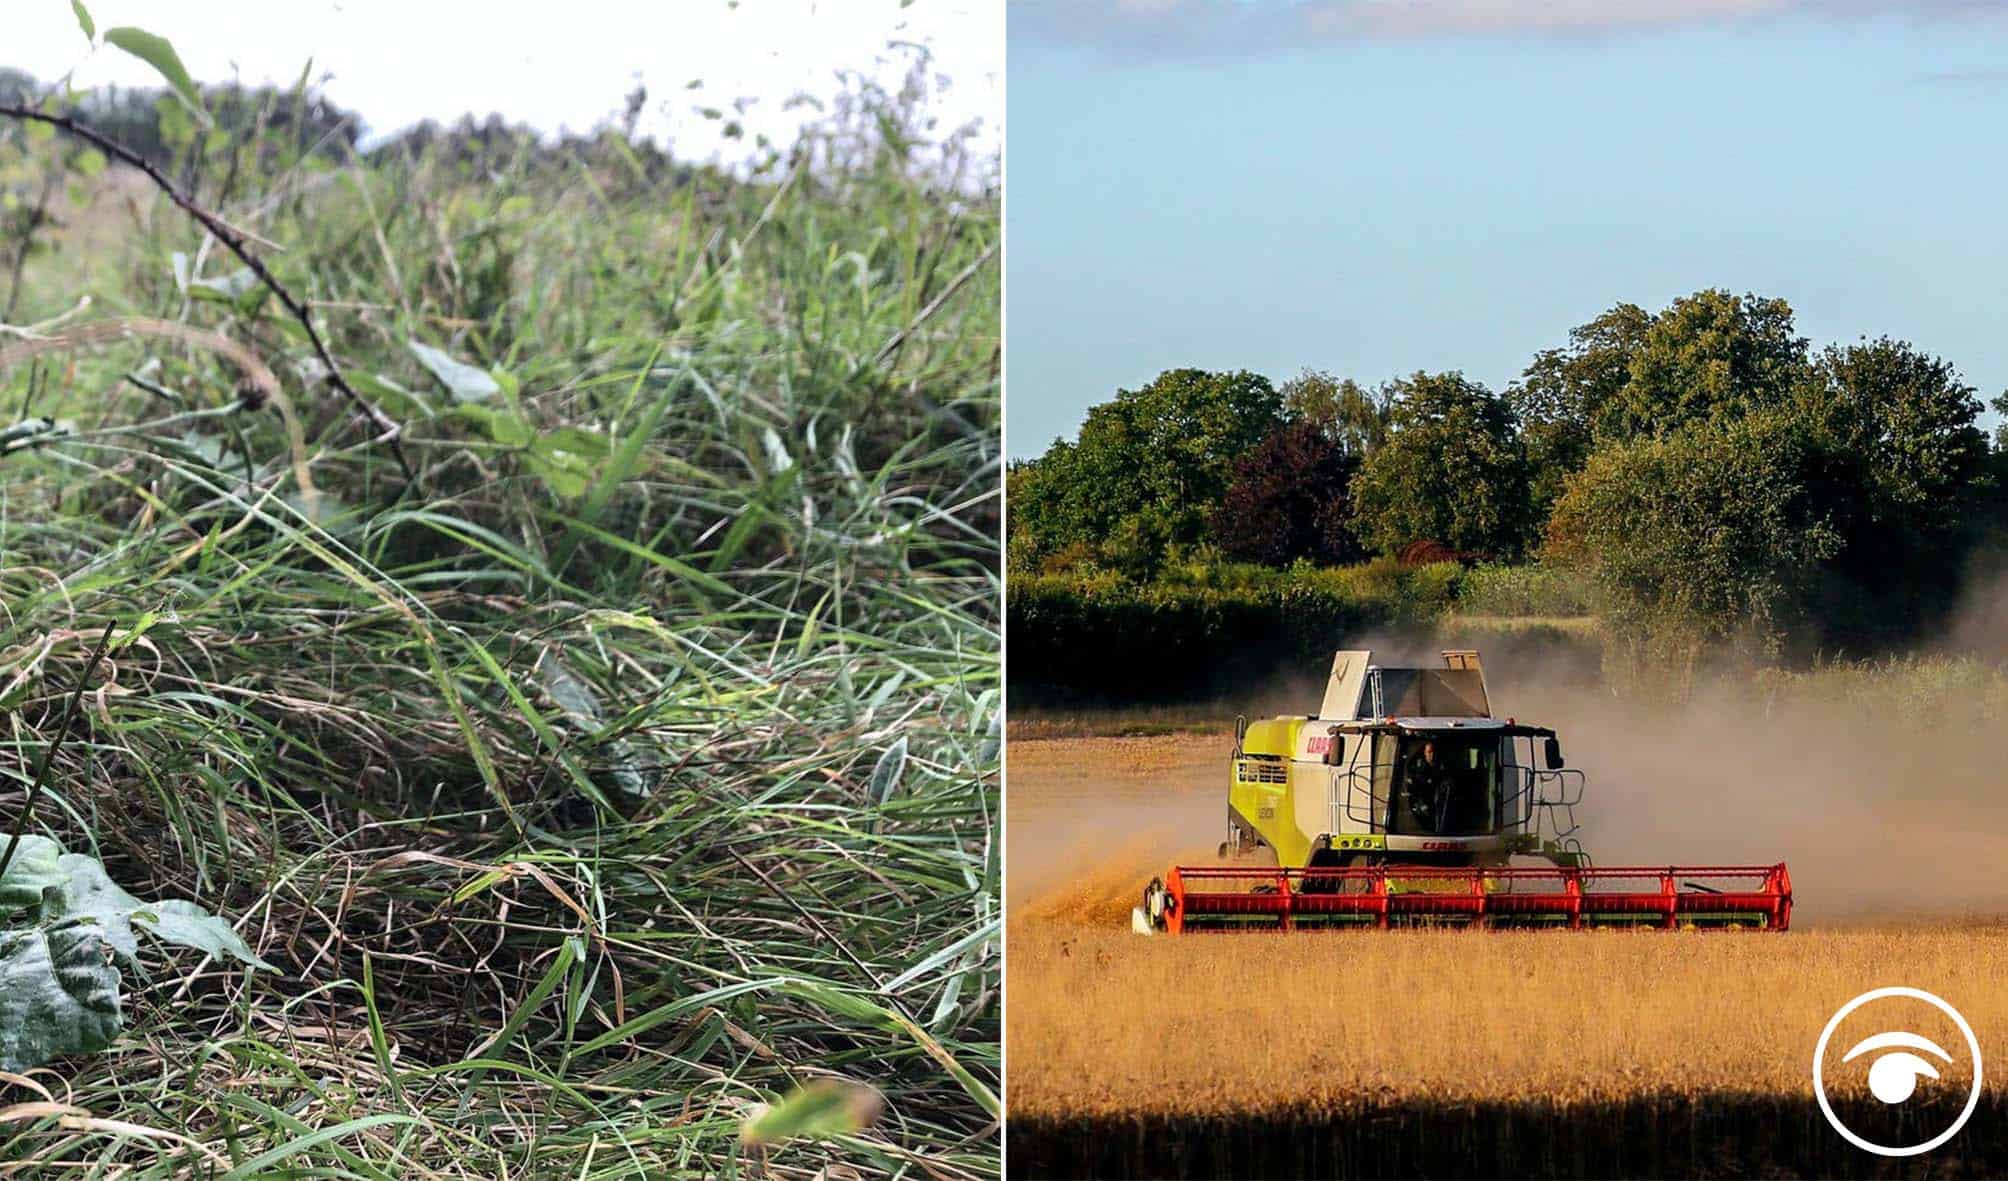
169,251 -> 259,303
537,652 -> 649,799
137,900 -> 275,971
869,736 -> 909,806
527,432 -> 603,498
740,1079 -> 882,1146
44,853 -> 272,970
191,269 -> 259,301
347,372 -> 434,420
0,924 -> 121,1072
283,489 -> 350,533
979,708 -> 1001,766
43,854 -> 150,961
449,403 -> 532,447
73,148 -> 106,178
162,430 -> 251,482
71,0 -> 95,41
761,426 -> 795,474
0,836 -> 65,910
408,340 -> 501,403
525,456 -> 589,497
539,425 -> 613,460
103,27 -> 207,124
153,92 -> 196,147
539,652 -> 605,723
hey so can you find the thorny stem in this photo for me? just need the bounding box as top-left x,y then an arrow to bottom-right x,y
0,620 -> 119,880
0,104 -> 418,487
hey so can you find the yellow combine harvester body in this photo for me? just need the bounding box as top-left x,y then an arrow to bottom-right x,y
1222,649 -> 1587,872
1132,649 -> 1794,932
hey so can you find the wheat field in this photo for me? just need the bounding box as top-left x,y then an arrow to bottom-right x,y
1005,680 -> 2008,1175
1008,924 -> 2006,1118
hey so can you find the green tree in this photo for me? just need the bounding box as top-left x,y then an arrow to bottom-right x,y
1805,338 -> 1985,536
1984,392 -> 2008,552
1546,411 -> 1840,676
1005,368 -> 1283,575
1787,338 -> 1990,634
1279,369 -> 1388,458
1600,289 -> 1809,440
1510,292 -> 1813,525
1349,371 -> 1531,559
1508,303 -> 1650,517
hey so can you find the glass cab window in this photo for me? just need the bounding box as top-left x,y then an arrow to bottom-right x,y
1389,733 -> 1497,836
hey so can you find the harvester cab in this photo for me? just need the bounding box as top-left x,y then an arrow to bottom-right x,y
1220,649 -> 1588,873
1133,650 -> 1792,934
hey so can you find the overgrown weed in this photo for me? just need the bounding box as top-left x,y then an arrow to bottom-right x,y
0,55 -> 998,1179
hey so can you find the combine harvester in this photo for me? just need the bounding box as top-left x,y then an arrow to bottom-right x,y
1133,650 -> 1791,933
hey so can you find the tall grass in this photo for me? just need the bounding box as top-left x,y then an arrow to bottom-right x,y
0,69 -> 998,1178
1753,654 -> 2008,729
1453,561 -> 1595,618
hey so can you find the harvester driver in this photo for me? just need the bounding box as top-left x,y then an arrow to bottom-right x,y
1404,740 -> 1452,834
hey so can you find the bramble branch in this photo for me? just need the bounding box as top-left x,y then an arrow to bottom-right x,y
0,104 -> 417,485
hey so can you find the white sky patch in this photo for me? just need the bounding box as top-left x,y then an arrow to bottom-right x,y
1335,0 -> 1794,38
7,0 -> 1000,163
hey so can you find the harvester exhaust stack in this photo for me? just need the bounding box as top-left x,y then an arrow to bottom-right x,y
1135,649 -> 1792,934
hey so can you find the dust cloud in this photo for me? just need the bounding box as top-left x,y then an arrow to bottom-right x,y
1010,618 -> 2008,925
1004,735 -> 1226,915
1499,677 -> 2008,922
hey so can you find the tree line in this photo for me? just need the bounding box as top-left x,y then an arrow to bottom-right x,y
0,66 -> 716,188
1008,289 -> 2008,663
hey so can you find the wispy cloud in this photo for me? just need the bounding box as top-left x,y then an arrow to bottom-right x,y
1912,67 -> 2008,83
1014,0 -> 2008,56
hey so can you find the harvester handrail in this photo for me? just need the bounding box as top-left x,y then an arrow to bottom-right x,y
1520,766 -> 1585,808
1335,761 -> 1388,831
1509,764 -> 1585,845
1327,757 -> 1584,842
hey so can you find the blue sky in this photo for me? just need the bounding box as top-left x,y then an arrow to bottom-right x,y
1007,0 -> 2008,457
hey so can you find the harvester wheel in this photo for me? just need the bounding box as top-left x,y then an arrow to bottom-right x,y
1136,876 -> 1174,931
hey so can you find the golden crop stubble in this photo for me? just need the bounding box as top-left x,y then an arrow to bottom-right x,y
1007,924 -> 2008,1119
